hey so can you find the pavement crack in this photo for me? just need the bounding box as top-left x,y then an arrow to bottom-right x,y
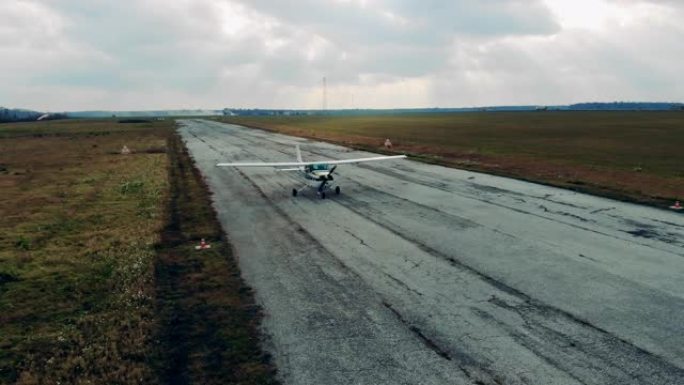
343,228 -> 373,249
382,272 -> 424,297
541,197 -> 587,210
382,301 -> 451,361
538,205 -> 591,222
590,207 -> 615,214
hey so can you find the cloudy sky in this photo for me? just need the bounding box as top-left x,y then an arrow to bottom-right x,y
1,0 -> 682,111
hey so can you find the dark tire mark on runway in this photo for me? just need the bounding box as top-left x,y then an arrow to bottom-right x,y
652,218 -> 684,230
382,302 -> 452,361
625,228 -> 659,239
590,207 -> 615,214
620,219 -> 682,246
541,197 -> 587,210
383,301 -> 512,385
539,205 -> 591,222
577,254 -> 601,263
468,183 -> 525,198
381,272 -> 423,297
483,296 -> 684,385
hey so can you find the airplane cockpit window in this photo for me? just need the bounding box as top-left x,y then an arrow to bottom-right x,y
311,164 -> 329,171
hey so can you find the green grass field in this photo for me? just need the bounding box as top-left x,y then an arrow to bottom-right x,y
219,111 -> 684,207
0,119 -> 275,384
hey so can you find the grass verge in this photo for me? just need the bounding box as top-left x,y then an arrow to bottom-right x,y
217,112 -> 684,208
155,133 -> 277,384
0,119 -> 276,384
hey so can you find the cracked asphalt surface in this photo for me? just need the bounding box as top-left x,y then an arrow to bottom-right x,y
179,119 -> 684,385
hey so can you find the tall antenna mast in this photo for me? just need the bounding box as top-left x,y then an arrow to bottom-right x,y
322,76 -> 327,111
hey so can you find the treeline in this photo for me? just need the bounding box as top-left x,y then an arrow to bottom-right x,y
67,110 -> 221,118
224,102 -> 684,117
0,108 -> 67,123
569,102 -> 684,111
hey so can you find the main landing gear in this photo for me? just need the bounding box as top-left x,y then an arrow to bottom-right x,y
291,185 -> 341,199
318,185 -> 340,199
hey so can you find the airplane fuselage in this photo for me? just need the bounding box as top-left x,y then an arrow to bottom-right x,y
304,170 -> 332,181
304,164 -> 333,181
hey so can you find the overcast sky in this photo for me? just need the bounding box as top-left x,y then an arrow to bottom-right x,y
1,0 -> 682,111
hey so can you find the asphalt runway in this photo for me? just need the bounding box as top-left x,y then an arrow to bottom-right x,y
179,119 -> 684,385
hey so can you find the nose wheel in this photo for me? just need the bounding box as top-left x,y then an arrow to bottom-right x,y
335,186 -> 341,195
292,189 -> 298,197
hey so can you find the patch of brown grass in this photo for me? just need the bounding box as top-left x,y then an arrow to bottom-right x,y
0,120 -> 171,384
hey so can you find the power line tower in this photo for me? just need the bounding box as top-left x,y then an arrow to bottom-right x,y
322,76 -> 327,111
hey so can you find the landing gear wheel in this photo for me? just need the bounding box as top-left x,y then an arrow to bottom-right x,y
320,192 -> 326,199
292,189 -> 298,197
335,186 -> 341,195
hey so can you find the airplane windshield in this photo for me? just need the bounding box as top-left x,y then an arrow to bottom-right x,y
311,164 -> 329,171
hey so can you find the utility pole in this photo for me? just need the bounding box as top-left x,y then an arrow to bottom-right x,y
322,76 -> 327,111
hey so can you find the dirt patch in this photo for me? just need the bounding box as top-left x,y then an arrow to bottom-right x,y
154,133 -> 278,384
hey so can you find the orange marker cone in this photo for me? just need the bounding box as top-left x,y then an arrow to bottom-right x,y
195,238 -> 212,250
670,201 -> 682,210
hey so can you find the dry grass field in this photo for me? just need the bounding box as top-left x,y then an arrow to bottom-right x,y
0,119 -> 275,384
218,111 -> 684,208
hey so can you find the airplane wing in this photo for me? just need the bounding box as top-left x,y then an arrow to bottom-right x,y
276,167 -> 304,171
216,161 -> 306,167
319,155 -> 407,165
216,155 -> 406,168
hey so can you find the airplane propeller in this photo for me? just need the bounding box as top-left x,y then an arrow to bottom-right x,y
318,165 -> 338,193
327,165 -> 337,179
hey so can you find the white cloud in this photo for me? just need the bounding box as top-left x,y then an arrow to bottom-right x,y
1,0 -> 682,110
431,0 -> 684,106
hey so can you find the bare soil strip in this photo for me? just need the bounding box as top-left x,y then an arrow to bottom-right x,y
155,133 -> 278,385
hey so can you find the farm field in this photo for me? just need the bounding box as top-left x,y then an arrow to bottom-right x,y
219,111 -> 684,207
0,119 -> 275,384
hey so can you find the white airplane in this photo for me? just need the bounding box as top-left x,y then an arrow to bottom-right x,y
216,145 -> 406,198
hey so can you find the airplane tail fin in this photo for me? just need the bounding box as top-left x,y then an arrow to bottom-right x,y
296,144 -> 303,163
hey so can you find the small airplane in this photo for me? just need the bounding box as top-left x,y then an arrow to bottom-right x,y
216,145 -> 406,198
